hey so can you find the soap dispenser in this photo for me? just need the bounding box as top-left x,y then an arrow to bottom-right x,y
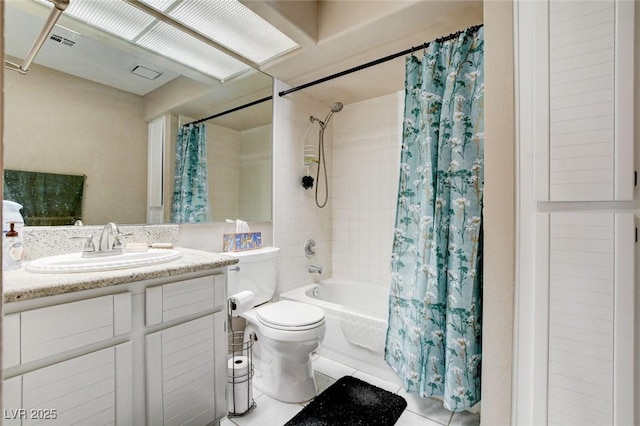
3,222 -> 23,270
3,200 -> 24,231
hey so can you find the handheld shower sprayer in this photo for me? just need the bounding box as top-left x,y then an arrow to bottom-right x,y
323,102 -> 344,128
310,102 -> 344,130
306,102 -> 343,208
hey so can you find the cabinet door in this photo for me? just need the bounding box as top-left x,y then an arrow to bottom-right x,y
146,275 -> 225,326
146,315 -> 220,426
3,343 -> 133,426
534,212 -> 634,425
213,311 -> 227,421
3,376 -> 22,425
531,0 -> 634,201
3,313 -> 20,369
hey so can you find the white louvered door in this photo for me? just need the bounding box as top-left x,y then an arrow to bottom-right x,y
4,343 -> 133,426
515,0 -> 637,424
146,315 -> 218,426
534,0 -> 634,201
536,212 -> 634,426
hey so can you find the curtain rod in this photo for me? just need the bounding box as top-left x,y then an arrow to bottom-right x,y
278,24 -> 483,98
184,95 -> 273,126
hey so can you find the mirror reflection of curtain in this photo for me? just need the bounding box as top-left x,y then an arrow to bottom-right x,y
170,123 -> 211,223
385,26 -> 484,412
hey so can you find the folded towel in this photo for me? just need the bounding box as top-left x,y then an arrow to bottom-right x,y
4,169 -> 85,226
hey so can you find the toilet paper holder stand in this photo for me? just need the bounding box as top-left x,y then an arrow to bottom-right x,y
227,299 -> 256,417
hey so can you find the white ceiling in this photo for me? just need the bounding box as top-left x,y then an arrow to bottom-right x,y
5,1 -> 222,95
4,0 -> 483,118
260,1 -> 483,106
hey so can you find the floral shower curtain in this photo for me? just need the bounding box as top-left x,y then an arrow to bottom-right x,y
385,26 -> 484,412
170,123 -> 211,223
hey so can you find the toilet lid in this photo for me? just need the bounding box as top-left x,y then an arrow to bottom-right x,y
256,301 -> 324,328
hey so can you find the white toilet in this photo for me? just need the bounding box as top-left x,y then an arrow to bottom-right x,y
226,247 -> 326,403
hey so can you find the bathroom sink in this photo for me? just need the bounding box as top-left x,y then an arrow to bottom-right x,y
26,249 -> 183,274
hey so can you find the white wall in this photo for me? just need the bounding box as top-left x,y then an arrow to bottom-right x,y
330,92 -> 403,286
482,3 -> 515,424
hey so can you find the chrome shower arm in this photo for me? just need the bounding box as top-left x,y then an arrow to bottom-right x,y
4,0 -> 70,75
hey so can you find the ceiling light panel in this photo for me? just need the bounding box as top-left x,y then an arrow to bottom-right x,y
140,0 -> 177,12
136,21 -> 251,80
64,0 -> 155,41
142,0 -> 299,64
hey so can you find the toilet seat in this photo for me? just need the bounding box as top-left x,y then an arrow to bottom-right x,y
256,301 -> 325,331
242,301 -> 326,343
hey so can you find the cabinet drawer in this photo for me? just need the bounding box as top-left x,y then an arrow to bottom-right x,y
146,274 -> 225,326
19,293 -> 131,364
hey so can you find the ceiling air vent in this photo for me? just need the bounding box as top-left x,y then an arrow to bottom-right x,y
130,65 -> 163,80
49,33 -> 76,47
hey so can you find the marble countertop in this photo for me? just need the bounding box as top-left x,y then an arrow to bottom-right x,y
4,247 -> 239,303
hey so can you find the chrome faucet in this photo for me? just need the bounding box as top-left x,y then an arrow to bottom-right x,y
98,222 -> 126,254
70,222 -> 129,257
308,265 -> 323,274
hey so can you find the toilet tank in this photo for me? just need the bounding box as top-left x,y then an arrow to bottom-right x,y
225,247 -> 280,306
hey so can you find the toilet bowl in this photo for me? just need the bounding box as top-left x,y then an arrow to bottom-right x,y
242,301 -> 326,403
225,247 -> 326,403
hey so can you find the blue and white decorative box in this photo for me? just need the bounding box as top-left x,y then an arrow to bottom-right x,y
223,232 -> 262,252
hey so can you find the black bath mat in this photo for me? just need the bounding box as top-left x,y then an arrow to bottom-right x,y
285,375 -> 407,426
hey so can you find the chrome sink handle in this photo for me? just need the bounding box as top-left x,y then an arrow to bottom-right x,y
112,232 -> 133,250
70,235 -> 96,254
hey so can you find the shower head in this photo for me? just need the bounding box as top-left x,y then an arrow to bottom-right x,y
322,101 -> 343,128
310,101 -> 344,129
331,102 -> 344,113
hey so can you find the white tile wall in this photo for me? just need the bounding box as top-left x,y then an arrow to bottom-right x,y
272,80 -> 333,295
330,91 -> 404,287
207,122 -> 241,221
240,125 -> 272,221
272,87 -> 403,293
200,83 -> 403,297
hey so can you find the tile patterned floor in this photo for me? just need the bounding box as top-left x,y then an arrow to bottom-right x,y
222,355 -> 480,426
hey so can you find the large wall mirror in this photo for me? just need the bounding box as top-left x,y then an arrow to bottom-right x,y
3,1 -> 273,226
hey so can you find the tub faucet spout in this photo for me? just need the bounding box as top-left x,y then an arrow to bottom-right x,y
308,265 -> 323,274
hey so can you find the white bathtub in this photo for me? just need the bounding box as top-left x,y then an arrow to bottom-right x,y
281,279 -> 399,383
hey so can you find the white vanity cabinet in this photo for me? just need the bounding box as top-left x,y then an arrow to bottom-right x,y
145,274 -> 227,425
2,269 -> 229,426
2,293 -> 134,425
